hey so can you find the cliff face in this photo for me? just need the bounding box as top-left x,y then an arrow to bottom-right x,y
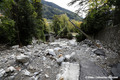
95,25 -> 120,55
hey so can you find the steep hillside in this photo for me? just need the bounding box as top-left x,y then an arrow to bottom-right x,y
41,0 -> 83,21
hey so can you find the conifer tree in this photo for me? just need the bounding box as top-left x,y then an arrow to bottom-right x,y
32,0 -> 45,41
11,0 -> 36,46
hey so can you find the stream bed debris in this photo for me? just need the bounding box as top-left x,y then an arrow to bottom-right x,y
0,38 -> 120,80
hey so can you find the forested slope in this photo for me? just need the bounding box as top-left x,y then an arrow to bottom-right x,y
41,0 -> 83,21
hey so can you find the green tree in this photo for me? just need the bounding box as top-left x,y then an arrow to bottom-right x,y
53,15 -> 62,36
108,0 -> 120,25
69,0 -> 109,14
69,0 -> 114,41
70,0 -> 111,34
53,14 -> 70,38
32,0 -> 45,41
60,14 -> 70,37
0,0 -> 45,45
10,0 -> 36,46
68,20 -> 82,32
43,18 -> 50,34
0,0 -> 14,17
0,0 -> 16,45
0,16 -> 15,44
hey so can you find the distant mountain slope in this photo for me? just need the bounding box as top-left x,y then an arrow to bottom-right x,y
41,0 -> 83,21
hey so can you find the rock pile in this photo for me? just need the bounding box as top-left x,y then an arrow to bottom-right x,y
0,38 -> 119,80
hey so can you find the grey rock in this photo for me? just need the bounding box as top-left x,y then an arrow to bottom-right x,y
54,47 -> 61,52
45,49 -> 56,56
6,66 -> 16,73
56,62 -> 79,80
83,39 -> 93,46
22,69 -> 31,76
45,74 -> 49,78
57,56 -> 65,64
79,60 -> 109,80
65,52 -> 76,61
69,39 -> 77,46
0,69 -> 5,77
17,48 -> 25,53
16,54 -> 29,63
93,49 -> 105,56
12,45 -> 19,49
111,63 -> 120,77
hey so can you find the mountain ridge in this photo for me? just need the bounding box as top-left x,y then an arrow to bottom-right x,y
41,0 -> 71,13
41,0 -> 83,21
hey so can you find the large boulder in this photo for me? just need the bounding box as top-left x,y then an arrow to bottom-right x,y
69,39 -> 77,46
21,69 -> 31,76
16,54 -> 29,63
93,49 -> 105,56
111,63 -> 120,77
6,66 -> 16,73
65,52 -> 76,61
56,56 -> 65,65
45,49 -> 56,56
12,45 -> 19,49
79,60 -> 109,80
56,62 -> 79,80
0,69 -> 5,77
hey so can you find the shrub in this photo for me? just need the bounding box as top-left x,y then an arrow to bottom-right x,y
53,14 -> 70,37
75,33 -> 86,42
80,6 -> 111,36
67,33 -> 73,39
0,17 -> 15,45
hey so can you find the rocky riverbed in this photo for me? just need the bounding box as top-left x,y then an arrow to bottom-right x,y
0,38 -> 120,80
